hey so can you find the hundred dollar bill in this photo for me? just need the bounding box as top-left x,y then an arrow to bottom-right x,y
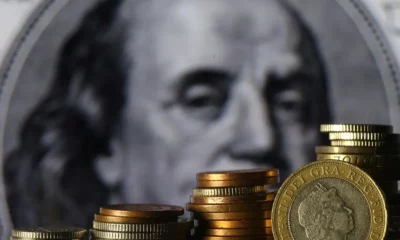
0,0 -> 400,240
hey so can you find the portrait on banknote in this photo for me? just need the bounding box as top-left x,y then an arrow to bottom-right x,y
0,0 -> 399,231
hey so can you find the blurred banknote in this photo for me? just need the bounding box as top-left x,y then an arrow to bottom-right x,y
1,0 -> 400,239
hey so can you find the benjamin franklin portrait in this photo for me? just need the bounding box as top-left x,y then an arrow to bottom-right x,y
0,0 -> 396,228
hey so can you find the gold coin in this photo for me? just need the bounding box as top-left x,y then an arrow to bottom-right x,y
195,227 -> 272,236
190,193 -> 268,204
315,146 -> 400,154
316,153 -> 400,167
329,132 -> 387,140
193,211 -> 271,220
12,227 -> 87,239
94,214 -> 175,223
272,160 -> 387,240
187,200 -> 273,213
331,140 -> 387,147
192,185 -> 266,196
92,219 -> 193,232
100,204 -> 184,218
320,124 -> 393,133
197,177 -> 278,188
191,235 -> 274,240
90,229 -> 189,239
197,169 -> 278,181
198,219 -> 272,229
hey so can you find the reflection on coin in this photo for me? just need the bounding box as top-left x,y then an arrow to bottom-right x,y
193,211 -> 271,220
191,236 -> 274,240
315,146 -> 400,154
196,169 -> 279,181
329,132 -> 388,140
92,219 -> 193,232
272,161 -> 387,240
197,178 -> 278,188
12,227 -> 87,239
331,140 -> 387,147
198,219 -> 272,229
190,193 -> 268,204
94,214 -> 175,224
192,185 -> 266,196
320,124 -> 393,133
100,204 -> 184,218
194,227 -> 272,236
187,200 -> 273,213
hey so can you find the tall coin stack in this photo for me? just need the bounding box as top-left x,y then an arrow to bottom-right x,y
316,124 -> 399,239
90,204 -> 193,240
11,227 -> 87,240
187,169 -> 279,240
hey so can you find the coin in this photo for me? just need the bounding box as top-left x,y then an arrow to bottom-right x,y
272,160 -> 387,240
191,235 -> 274,240
190,193 -> 268,204
315,146 -> 400,154
92,219 -> 193,232
331,140 -> 387,147
316,153 -> 400,167
329,132 -> 388,140
196,169 -> 279,181
100,204 -> 184,218
198,219 -> 272,229
94,214 -> 175,223
197,177 -> 278,188
193,211 -> 271,220
192,185 -> 266,197
90,229 -> 189,239
320,124 -> 393,133
194,227 -> 272,236
11,227 -> 87,239
187,200 -> 273,213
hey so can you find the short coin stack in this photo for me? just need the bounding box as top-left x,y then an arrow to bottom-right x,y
11,227 -> 87,240
316,124 -> 399,239
187,169 -> 279,240
90,204 -> 193,240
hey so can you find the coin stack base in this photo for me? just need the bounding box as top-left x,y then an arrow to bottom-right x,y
91,204 -> 193,240
187,169 -> 279,240
11,227 -> 87,240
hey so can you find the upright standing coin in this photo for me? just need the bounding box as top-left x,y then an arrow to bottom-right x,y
272,160 -> 387,240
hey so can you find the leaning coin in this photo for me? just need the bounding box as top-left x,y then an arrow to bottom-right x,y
197,177 -> 278,188
94,214 -> 174,223
193,211 -> 271,220
92,219 -> 193,232
192,185 -> 266,196
197,169 -> 279,181
12,227 -> 87,239
190,193 -> 268,204
320,124 -> 393,133
329,132 -> 388,140
194,227 -> 272,236
187,200 -> 273,213
90,229 -> 189,239
331,140 -> 387,147
100,204 -> 184,218
272,160 -> 387,240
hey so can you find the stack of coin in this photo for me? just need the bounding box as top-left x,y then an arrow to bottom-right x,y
314,124 -> 399,239
187,169 -> 279,239
91,204 -> 193,240
11,227 -> 87,240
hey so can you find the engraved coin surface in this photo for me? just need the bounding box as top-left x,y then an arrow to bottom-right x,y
272,160 -> 387,240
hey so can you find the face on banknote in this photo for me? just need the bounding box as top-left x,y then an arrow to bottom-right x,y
0,0 -> 399,237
